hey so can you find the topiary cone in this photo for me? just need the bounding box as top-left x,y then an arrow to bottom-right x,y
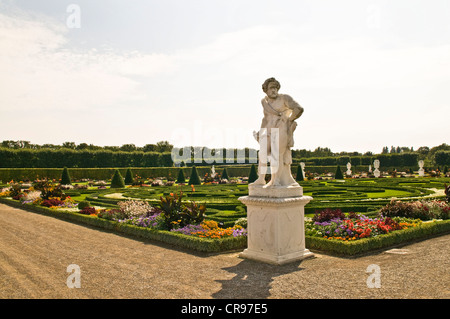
124,168 -> 133,185
188,166 -> 201,185
61,166 -> 72,185
111,169 -> 125,188
248,164 -> 258,183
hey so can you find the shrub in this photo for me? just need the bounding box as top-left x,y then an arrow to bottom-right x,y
379,199 -> 450,220
176,169 -> 185,183
61,167 -> 72,185
188,166 -> 201,185
296,165 -> 304,181
77,200 -> 91,210
312,208 -> 346,223
335,165 -> 343,179
79,207 -> 96,215
124,168 -> 133,185
445,183 -> 450,203
202,220 -> 219,230
97,208 -> 128,220
248,164 -> 258,183
159,191 -> 206,230
110,169 -> 125,188
33,180 -> 67,200
42,198 -> 65,208
221,168 -> 230,180
234,217 -> 248,228
117,200 -> 153,218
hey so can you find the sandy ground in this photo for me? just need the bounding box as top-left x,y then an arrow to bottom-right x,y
0,203 -> 449,299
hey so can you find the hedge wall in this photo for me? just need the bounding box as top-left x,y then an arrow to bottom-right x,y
0,148 -> 174,168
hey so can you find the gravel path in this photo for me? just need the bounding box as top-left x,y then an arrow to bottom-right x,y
0,203 -> 449,299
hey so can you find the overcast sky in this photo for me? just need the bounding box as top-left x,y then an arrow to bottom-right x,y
0,0 -> 449,153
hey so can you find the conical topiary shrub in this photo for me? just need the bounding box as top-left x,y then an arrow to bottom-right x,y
296,165 -> 304,182
176,169 -> 186,183
248,164 -> 258,183
335,165 -> 344,179
124,168 -> 133,185
188,166 -> 201,185
61,167 -> 72,185
111,169 -> 125,188
221,167 -> 230,180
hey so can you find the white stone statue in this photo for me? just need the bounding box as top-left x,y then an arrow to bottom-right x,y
346,162 -> 352,176
238,77 -> 313,265
418,160 -> 425,177
373,159 -> 380,178
252,77 -> 304,188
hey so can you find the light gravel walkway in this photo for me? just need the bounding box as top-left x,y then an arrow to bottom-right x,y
0,203 -> 448,299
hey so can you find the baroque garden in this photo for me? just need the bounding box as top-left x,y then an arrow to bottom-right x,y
1,142 -> 449,257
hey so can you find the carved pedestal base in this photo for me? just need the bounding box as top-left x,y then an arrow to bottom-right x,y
238,192 -> 314,265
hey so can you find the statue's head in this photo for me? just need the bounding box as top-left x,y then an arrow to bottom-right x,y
262,77 -> 280,99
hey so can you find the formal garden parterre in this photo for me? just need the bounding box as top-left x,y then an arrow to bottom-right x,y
1,166 -> 449,255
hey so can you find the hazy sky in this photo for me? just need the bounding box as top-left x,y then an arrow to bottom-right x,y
1,0 -> 449,153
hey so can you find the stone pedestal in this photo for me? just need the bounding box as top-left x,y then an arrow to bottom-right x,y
238,184 -> 314,265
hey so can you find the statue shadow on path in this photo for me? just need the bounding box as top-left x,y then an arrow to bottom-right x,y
212,258 -> 307,299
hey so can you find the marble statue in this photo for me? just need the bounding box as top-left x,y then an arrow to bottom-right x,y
373,159 -> 380,178
252,77 -> 304,187
238,77 -> 313,265
418,160 -> 425,177
346,162 -> 352,176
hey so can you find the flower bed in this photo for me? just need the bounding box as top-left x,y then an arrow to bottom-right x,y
304,206 -> 450,255
306,209 -> 423,241
0,183 -> 248,253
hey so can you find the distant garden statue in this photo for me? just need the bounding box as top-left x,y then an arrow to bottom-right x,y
346,162 -> 352,177
418,160 -> 425,177
373,159 -> 381,178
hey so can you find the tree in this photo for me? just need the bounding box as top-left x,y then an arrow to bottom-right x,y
61,167 -> 72,185
335,165 -> 344,179
176,169 -> 186,183
248,164 -> 258,183
155,141 -> 173,152
76,143 -> 89,150
296,165 -> 304,181
188,166 -> 201,185
143,144 -> 157,152
124,168 -> 133,185
120,144 -> 137,152
111,169 -> 125,188
62,142 -> 76,149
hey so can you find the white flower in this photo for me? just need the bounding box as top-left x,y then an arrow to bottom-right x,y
117,200 -> 152,218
